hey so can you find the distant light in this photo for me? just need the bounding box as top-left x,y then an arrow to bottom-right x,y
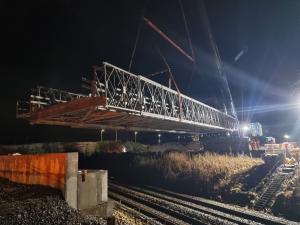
168,130 -> 176,133
158,133 -> 161,144
134,131 -> 138,135
101,129 -> 105,132
284,134 -> 290,139
242,125 -> 249,132
226,132 -> 231,136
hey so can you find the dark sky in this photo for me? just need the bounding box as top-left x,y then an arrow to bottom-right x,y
1,0 -> 300,144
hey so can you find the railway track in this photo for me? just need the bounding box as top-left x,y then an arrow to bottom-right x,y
114,199 -> 168,225
254,173 -> 288,211
109,182 -> 297,225
110,191 -> 187,225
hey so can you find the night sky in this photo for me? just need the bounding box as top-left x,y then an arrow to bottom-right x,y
1,0 -> 300,144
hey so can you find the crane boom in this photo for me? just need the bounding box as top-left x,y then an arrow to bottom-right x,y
143,17 -> 194,62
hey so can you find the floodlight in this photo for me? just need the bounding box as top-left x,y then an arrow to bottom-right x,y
242,125 -> 249,131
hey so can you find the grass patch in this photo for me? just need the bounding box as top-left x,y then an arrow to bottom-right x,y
135,152 -> 263,192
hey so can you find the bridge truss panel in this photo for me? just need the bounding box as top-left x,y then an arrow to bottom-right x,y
17,62 -> 239,133
16,86 -> 87,117
95,62 -> 238,131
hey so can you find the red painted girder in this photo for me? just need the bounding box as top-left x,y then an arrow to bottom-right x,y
33,96 -> 106,121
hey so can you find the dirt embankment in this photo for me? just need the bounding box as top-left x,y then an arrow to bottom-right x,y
272,177 -> 300,221
80,152 -> 272,206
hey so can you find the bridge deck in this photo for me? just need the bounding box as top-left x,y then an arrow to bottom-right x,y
18,96 -> 232,134
17,62 -> 239,134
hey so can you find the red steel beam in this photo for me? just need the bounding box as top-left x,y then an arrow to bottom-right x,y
143,17 -> 194,62
33,96 -> 106,121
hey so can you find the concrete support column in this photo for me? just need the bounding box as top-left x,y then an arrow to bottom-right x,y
64,152 -> 78,209
97,170 -> 108,202
77,169 -> 108,210
77,170 -> 97,210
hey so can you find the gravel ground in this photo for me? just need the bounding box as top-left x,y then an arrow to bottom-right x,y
113,204 -> 162,225
0,178 -> 107,225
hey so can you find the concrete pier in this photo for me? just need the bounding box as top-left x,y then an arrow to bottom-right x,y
0,153 -> 110,215
77,170 -> 108,210
64,152 -> 78,208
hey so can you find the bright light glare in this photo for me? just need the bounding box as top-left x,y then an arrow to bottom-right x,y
284,134 -> 290,139
242,125 -> 249,131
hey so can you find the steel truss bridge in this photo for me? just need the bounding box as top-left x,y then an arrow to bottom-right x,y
17,62 -> 239,134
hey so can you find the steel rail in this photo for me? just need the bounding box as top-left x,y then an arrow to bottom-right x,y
114,202 -> 162,225
147,186 -> 297,225
115,183 -> 257,225
109,192 -> 189,225
109,184 -> 238,225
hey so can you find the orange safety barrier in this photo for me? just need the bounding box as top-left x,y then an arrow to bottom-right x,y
0,153 -> 68,193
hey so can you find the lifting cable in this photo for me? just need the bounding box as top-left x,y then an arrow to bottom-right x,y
128,19 -> 143,72
158,49 -> 183,119
146,69 -> 169,78
179,0 -> 195,60
157,47 -> 181,95
128,2 -> 149,72
178,0 -> 197,92
199,0 -> 237,118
